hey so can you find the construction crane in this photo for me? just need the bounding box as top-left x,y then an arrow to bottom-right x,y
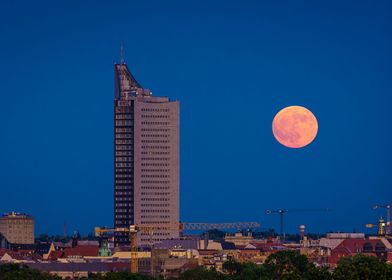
95,224 -> 181,273
373,204 -> 391,235
182,222 -> 260,231
95,221 -> 260,273
265,208 -> 330,240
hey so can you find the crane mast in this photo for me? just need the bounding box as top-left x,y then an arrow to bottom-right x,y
266,208 -> 330,240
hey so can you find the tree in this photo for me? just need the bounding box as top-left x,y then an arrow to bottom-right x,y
264,250 -> 331,280
88,271 -> 154,280
178,267 -> 227,280
0,264 -> 61,280
333,254 -> 391,280
222,260 -> 243,275
264,250 -> 309,279
223,260 -> 267,280
387,263 -> 392,279
305,265 -> 332,280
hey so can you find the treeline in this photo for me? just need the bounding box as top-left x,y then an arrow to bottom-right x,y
0,263 -> 61,280
35,232 -> 97,243
1,252 -> 392,280
177,252 -> 392,280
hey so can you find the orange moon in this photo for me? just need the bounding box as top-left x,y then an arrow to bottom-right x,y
272,106 -> 318,148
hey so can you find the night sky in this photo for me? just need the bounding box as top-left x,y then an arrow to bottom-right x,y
0,1 -> 391,236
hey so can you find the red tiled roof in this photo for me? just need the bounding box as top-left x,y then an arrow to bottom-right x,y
328,238 -> 386,265
48,250 -> 64,260
333,239 -> 365,254
198,249 -> 218,255
249,242 -> 283,251
239,249 -> 260,253
2,251 -> 25,260
63,245 -> 99,257
0,249 -> 10,257
388,251 -> 392,262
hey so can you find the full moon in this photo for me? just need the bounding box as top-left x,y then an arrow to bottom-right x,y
272,106 -> 318,148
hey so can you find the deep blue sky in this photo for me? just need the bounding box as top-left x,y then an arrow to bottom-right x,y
0,1 -> 391,236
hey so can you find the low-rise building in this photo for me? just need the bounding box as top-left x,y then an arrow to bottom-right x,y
225,232 -> 253,247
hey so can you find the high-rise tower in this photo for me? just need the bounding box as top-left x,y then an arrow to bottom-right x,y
114,61 -> 179,247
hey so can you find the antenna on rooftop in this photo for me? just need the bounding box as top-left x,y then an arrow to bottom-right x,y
120,43 -> 125,64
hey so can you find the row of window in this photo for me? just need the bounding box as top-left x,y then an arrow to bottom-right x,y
141,128 -> 170,132
116,151 -> 133,156
116,163 -> 133,168
116,127 -> 133,133
141,122 -> 170,125
116,146 -> 133,151
141,180 -> 170,184
115,222 -> 132,227
115,114 -> 133,120
115,173 -> 133,179
141,174 -> 170,178
141,169 -> 170,172
141,163 -> 169,167
115,179 -> 133,184
141,232 -> 171,237
141,108 -> 170,112
141,140 -> 170,144
116,133 -> 133,138
115,191 -> 133,195
141,215 -> 171,219
115,214 -> 132,219
141,209 -> 170,213
117,99 -> 133,106
141,186 -> 170,190
139,221 -> 173,225
116,157 -> 133,162
141,145 -> 170,150
141,203 -> 170,207
141,134 -> 170,138
115,208 -> 132,213
115,120 -> 133,126
116,139 -> 133,144
115,186 -> 133,191
141,198 -> 169,201
141,192 -> 170,196
141,115 -> 170,119
115,197 -> 132,201
141,238 -> 167,242
141,157 -> 170,161
116,107 -> 132,113
116,203 -> 133,207
141,151 -> 170,156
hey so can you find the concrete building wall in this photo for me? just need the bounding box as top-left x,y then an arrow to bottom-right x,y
134,100 -> 179,245
0,213 -> 34,244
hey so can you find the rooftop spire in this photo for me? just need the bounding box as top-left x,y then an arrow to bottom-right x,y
120,43 -> 124,64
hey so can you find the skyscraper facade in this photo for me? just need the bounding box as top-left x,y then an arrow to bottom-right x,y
114,62 -> 179,246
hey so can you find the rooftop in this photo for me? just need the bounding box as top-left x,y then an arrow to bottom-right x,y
1,212 -> 33,219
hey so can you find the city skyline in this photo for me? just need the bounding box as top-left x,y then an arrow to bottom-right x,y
0,0 -> 391,236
